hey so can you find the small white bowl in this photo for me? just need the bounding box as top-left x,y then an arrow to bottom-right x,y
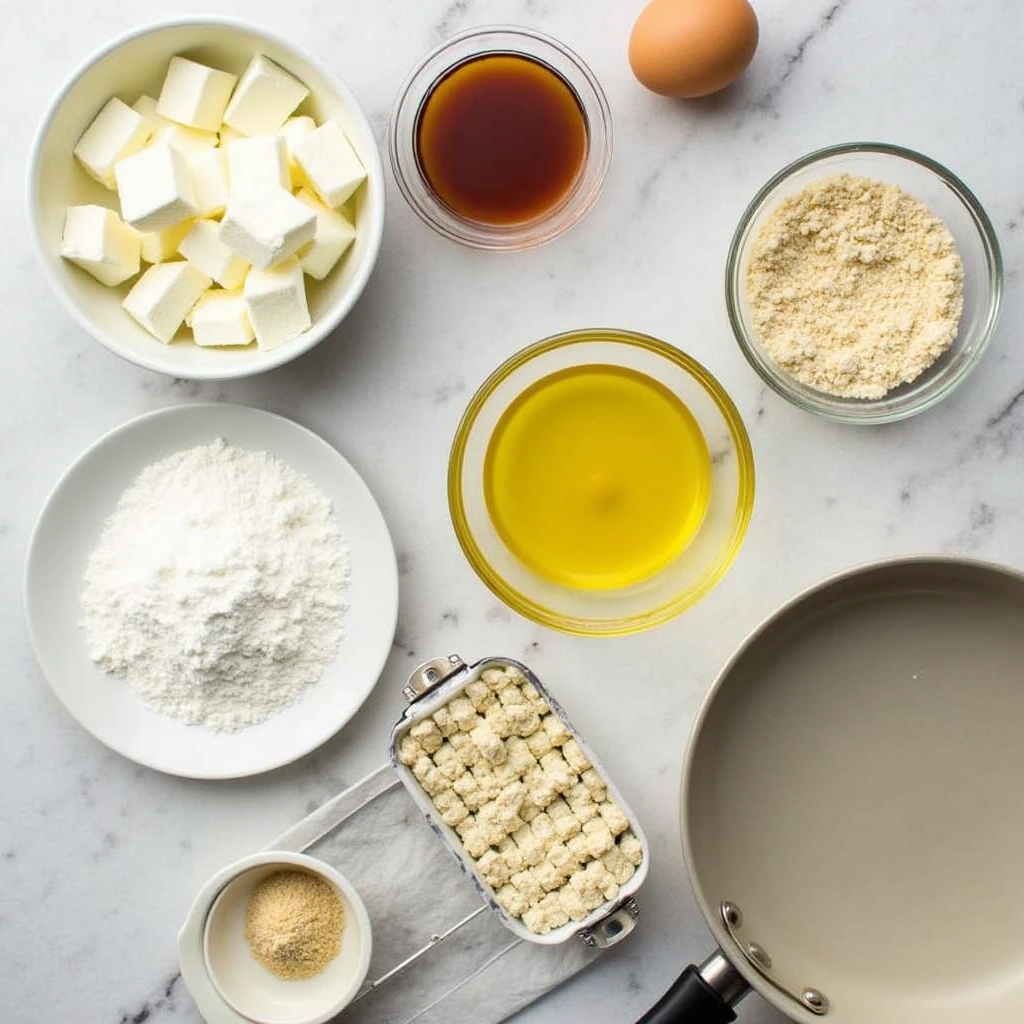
202,851 -> 372,1024
27,17 -> 385,380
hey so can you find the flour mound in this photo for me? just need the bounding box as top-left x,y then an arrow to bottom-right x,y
81,439 -> 350,732
746,174 -> 964,399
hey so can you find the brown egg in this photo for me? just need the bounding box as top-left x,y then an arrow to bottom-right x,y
629,0 -> 759,99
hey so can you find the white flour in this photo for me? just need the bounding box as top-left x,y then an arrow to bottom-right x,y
81,440 -> 350,731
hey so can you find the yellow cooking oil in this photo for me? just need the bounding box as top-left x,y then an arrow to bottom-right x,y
483,363 -> 711,590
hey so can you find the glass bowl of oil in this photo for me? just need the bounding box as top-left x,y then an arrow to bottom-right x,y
449,329 -> 755,636
390,26 -> 612,250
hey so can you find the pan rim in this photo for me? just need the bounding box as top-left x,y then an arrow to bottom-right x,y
678,554 -> 1024,1022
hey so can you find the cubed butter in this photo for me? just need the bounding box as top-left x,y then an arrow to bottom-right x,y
60,205 -> 140,286
223,54 -> 309,136
294,188 -> 356,280
219,124 -> 245,147
133,96 -> 218,154
280,115 -> 315,150
279,115 -> 315,181
139,220 -> 193,263
164,126 -> 218,154
157,56 -> 237,131
243,258 -> 310,350
226,135 -> 289,197
122,261 -> 211,343
219,187 -> 315,269
187,289 -> 254,347
115,143 -> 198,231
188,149 -> 230,218
292,120 -> 366,208
132,94 -> 165,129
73,98 -> 153,189
178,219 -> 248,289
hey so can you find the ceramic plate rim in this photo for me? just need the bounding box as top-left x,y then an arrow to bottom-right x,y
24,403 -> 398,779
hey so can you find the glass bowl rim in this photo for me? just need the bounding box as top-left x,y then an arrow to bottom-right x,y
388,24 -> 613,251
724,141 -> 1004,425
447,328 -> 756,636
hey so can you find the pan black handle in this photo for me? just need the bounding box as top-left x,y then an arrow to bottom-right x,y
638,952 -> 749,1024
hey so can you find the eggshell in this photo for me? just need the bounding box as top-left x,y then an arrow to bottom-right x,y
629,0 -> 759,99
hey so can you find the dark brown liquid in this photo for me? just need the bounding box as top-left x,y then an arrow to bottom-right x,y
415,54 -> 588,226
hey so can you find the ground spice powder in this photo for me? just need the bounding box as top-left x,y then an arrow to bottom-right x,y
244,870 -> 345,980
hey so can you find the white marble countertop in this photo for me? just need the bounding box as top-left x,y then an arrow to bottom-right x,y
4,0 -> 1024,1021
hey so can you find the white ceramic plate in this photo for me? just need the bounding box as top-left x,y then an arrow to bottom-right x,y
24,404 -> 398,778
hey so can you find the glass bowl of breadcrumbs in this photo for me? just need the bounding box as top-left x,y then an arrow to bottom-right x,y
726,142 -> 1002,424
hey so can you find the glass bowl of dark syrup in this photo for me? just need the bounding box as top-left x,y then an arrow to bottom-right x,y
390,26 -> 612,250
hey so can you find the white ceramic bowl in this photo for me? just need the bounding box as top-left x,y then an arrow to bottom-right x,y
201,851 -> 372,1024
27,17 -> 385,380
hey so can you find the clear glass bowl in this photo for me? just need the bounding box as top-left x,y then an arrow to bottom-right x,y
725,143 -> 1003,424
448,329 -> 755,636
389,26 -> 612,250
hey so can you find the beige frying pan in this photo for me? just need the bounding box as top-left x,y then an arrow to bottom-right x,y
641,557 -> 1024,1024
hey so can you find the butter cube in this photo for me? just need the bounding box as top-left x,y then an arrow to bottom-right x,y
123,261 -> 210,343
160,127 -> 218,155
219,187 -> 315,269
219,124 -> 245,147
131,94 -> 162,127
178,219 -> 248,289
60,205 -> 140,286
280,115 -> 316,149
139,220 -> 193,263
133,96 -> 218,154
293,120 -> 366,207
188,149 -> 230,218
132,94 -> 159,124
157,56 -> 237,131
294,189 -> 356,280
115,143 -> 198,231
187,289 -> 254,347
243,258 -> 310,350
279,115 -> 315,181
226,135 -> 289,197
223,54 -> 309,136
73,98 -> 153,189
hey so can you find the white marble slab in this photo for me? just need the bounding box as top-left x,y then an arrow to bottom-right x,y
3,0 -> 1024,1022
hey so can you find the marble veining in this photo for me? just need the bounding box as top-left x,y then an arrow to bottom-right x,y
4,0 -> 1024,1022
753,0 -> 852,115
986,383 -> 1024,430
119,974 -> 189,1024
